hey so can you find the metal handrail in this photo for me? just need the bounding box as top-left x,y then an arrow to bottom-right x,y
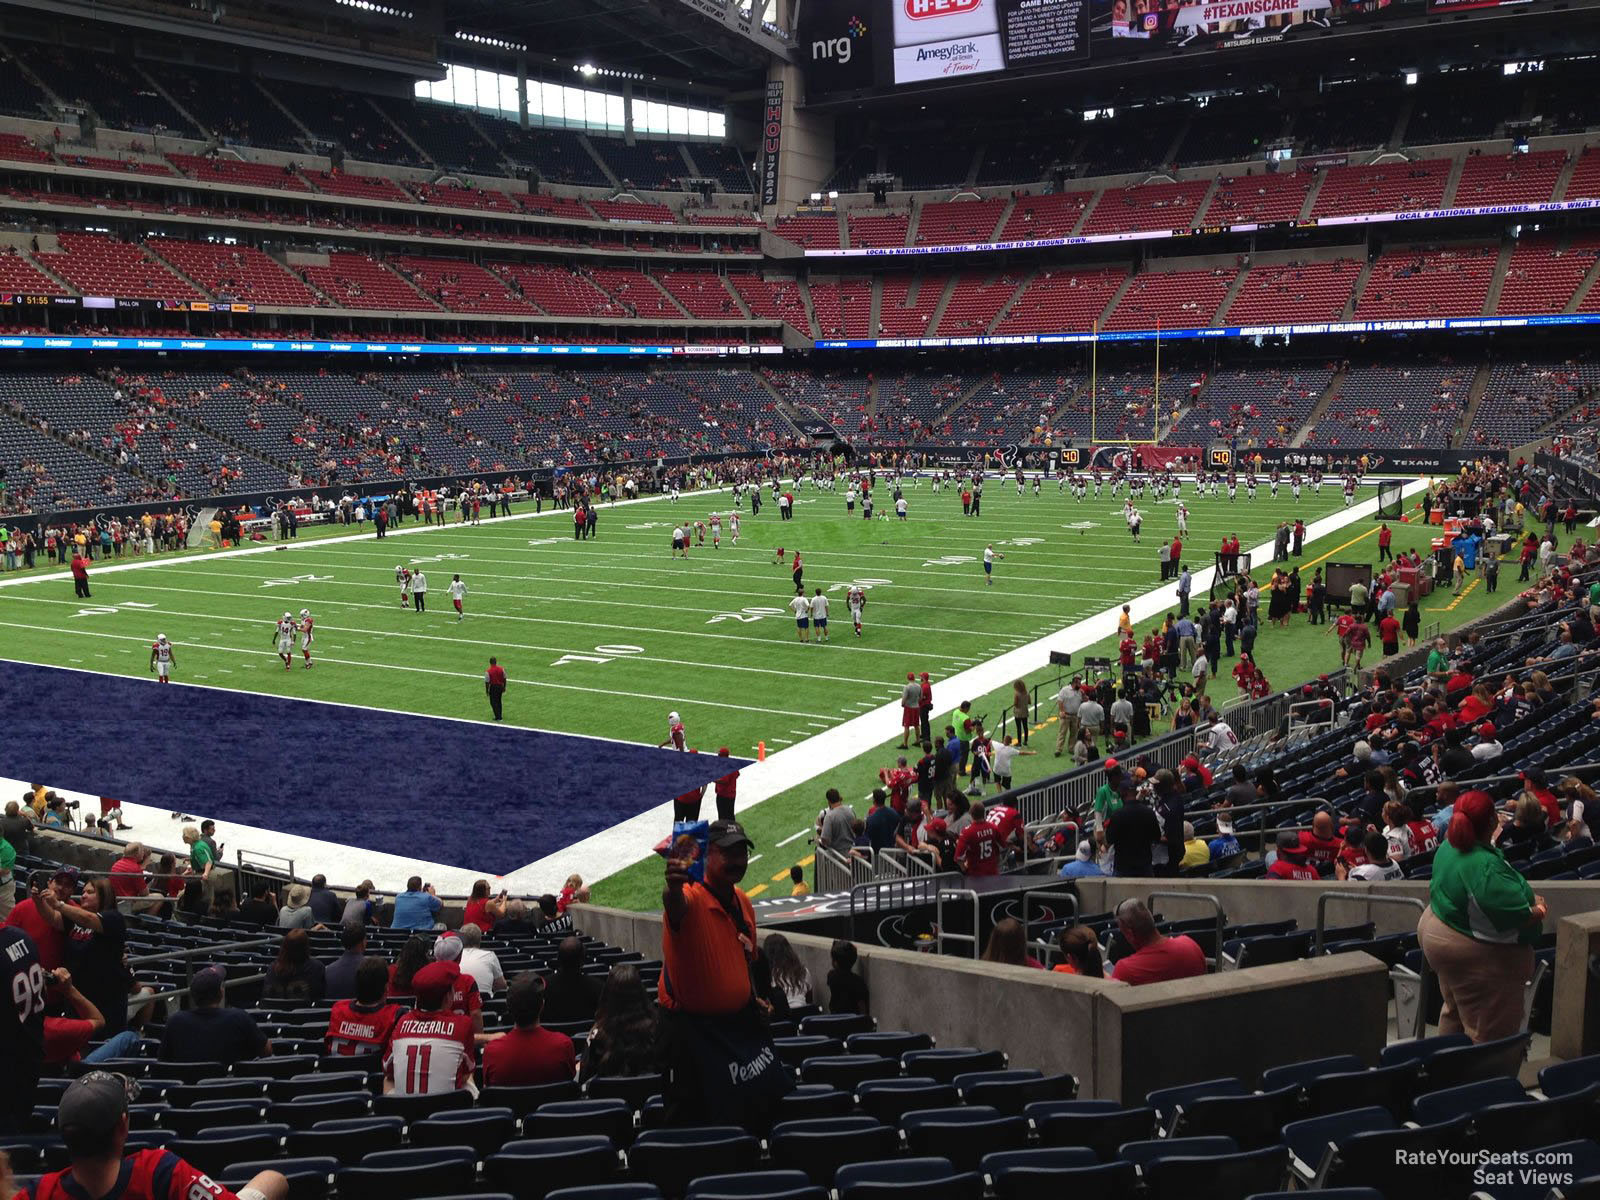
1314,891 -> 1424,955
1145,890 -> 1227,966
124,935 -> 283,969
1021,887 -> 1080,938
935,886 -> 982,960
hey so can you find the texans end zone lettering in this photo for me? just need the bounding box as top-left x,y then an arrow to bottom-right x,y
761,79 -> 784,208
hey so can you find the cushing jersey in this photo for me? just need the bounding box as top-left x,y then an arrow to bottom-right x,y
384,1009 -> 476,1095
325,999 -> 404,1057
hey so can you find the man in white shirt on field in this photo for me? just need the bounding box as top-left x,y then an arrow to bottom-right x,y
448,574 -> 468,621
411,569 -> 428,613
789,592 -> 811,643
809,588 -> 830,643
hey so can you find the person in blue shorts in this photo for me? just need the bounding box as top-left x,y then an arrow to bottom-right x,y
983,544 -> 1004,585
789,593 -> 811,642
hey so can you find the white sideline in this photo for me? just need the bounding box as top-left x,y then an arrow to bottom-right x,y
2,478 -> 1426,896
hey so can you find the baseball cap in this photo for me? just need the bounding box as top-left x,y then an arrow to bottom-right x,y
411,962 -> 456,1008
58,1071 -> 136,1143
925,817 -> 947,836
52,865 -> 79,886
1104,757 -> 1119,771
432,933 -> 463,963
1478,721 -> 1496,738
708,819 -> 754,850
189,966 -> 226,1005
920,672 -> 930,681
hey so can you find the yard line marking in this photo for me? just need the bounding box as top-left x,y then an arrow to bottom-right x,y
776,828 -> 811,847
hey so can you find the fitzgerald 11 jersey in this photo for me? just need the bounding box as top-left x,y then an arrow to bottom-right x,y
384,1010 -> 476,1094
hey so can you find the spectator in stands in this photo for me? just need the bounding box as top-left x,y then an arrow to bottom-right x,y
277,883 -> 324,930
1058,839 -> 1105,879
482,973 -> 576,1086
307,874 -> 343,925
107,844 -> 159,914
263,928 -> 326,1002
542,935 -> 603,1023
159,966 -> 270,1065
580,964 -> 658,1082
658,818 -> 788,1126
181,826 -> 213,882
66,878 -> 131,1036
391,875 -> 443,931
325,958 -> 404,1058
1179,822 -> 1210,870
1267,830 -> 1319,880
20,1072 -> 288,1200
1419,790 -> 1546,1042
175,879 -> 208,922
1347,831 -> 1403,881
43,967 -> 142,1067
457,923 -> 506,995
384,963 -> 477,1097
537,893 -> 574,935
1108,898 -> 1205,985
237,881 -> 278,926
1,800 -> 33,864
982,917 -> 1043,968
1053,926 -> 1106,978
1560,777 -> 1595,842
1104,789 -> 1162,877
827,939 -> 869,1015
1151,768 -> 1185,876
1494,793 -> 1558,854
342,880 -> 378,927
495,899 -> 541,936
462,879 -> 506,932
6,868 -> 91,970
323,922 -> 370,1001
762,932 -> 814,1009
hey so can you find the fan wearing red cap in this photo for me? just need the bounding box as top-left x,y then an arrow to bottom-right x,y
384,962 -> 478,1097
1471,722 -> 1503,762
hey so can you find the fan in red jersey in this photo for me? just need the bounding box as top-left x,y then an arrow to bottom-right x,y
324,960 -> 404,1057
384,963 -> 478,1097
18,1071 -> 288,1200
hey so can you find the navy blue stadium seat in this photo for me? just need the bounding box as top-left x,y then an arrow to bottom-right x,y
854,1079 -> 958,1126
546,1188 -> 660,1200
1245,1192 -> 1382,1200
240,1055 -> 320,1079
847,1032 -> 933,1058
799,1054 -> 899,1090
768,1116 -> 898,1186
798,1013 -> 876,1038
268,1072 -> 370,1103
1540,1054 -> 1600,1099
1117,1135 -> 1238,1168
989,1159 -> 1137,1200
585,1073 -> 664,1111
901,1049 -> 1006,1083
1417,1031 -> 1530,1090
268,1093 -> 374,1127
629,1126 -> 761,1196
953,1070 -> 1077,1114
774,1036 -> 845,1068
1145,1077 -> 1249,1127
1142,1145 -> 1290,1200
480,1080 -> 581,1117
372,1089 -> 476,1124
901,1106 -> 1027,1170
1410,1075 -> 1527,1125
834,1157 -> 982,1200
1378,1033 -> 1472,1068
1027,1100 -> 1158,1158
410,1108 -> 517,1156
216,1157 -> 336,1200
1260,1055 -> 1366,1092
1283,1106 -> 1472,1193
1301,1062 -> 1420,1120
1168,1085 -> 1302,1148
526,1098 -> 635,1145
487,1136 -> 619,1200
161,1101 -> 269,1137
981,1147 -> 1098,1181
774,1085 -> 853,1122
337,1146 -> 479,1200
685,1170 -> 825,1200
170,1124 -> 289,1175
167,1078 -> 270,1106
285,1116 -> 404,1164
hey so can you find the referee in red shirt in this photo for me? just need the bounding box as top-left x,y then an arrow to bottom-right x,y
485,657 -> 507,721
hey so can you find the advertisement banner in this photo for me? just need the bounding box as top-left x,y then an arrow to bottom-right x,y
760,79 -> 784,208
1217,447 -> 1508,474
892,32 -> 1005,80
800,0 -> 880,97
890,0 -> 1085,83
1105,0 -> 1387,47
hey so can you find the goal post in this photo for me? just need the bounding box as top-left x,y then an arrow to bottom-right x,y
1089,320 -> 1178,447
1376,480 -> 1404,520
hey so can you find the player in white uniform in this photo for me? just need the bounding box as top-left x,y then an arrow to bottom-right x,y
847,585 -> 866,637
709,513 -> 721,549
298,608 -> 315,667
1176,502 -> 1189,536
1126,505 -> 1142,543
810,589 -> 830,643
396,565 -> 412,608
448,575 -> 467,621
728,511 -> 740,545
1291,474 -> 1303,502
273,612 -> 296,670
149,633 -> 174,683
1343,474 -> 1356,507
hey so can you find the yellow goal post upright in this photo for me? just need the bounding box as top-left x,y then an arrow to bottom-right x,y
1088,319 -> 1177,447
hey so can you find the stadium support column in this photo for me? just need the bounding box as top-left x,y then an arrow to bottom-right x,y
762,57 -> 833,213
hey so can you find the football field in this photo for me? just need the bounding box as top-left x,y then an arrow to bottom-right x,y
0,480 -> 1352,754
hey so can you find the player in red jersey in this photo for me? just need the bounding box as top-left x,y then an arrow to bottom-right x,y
774,546 -> 785,564
955,801 -> 1001,876
396,565 -> 412,607
384,963 -> 478,1096
148,634 -> 174,683
19,1071 -> 289,1200
325,960 -> 404,1057
297,609 -> 315,668
659,710 -> 687,752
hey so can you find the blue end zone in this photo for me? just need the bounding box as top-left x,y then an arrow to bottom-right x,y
0,661 -> 750,876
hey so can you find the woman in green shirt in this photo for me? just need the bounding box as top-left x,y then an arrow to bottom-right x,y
1417,789 -> 1546,1043
183,825 -> 214,880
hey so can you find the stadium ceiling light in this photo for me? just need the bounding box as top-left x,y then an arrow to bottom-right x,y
1404,70 -> 1418,85
579,63 -> 598,77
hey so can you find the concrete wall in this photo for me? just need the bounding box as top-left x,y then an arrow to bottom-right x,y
571,901 -> 1388,1100
1553,912 -> 1600,1061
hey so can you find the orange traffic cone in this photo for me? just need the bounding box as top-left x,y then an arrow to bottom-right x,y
757,740 -> 767,761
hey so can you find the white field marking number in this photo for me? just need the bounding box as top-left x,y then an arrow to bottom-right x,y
999,538 -> 1044,547
260,573 -> 333,588
625,522 -> 675,530
826,577 -> 892,594
551,643 -> 644,667
409,553 -> 470,563
69,601 -> 157,619
923,555 -> 976,567
527,537 -> 568,546
706,605 -> 788,625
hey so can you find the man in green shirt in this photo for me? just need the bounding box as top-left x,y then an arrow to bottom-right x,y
1426,638 -> 1451,678
0,833 -> 14,921
1092,759 -> 1126,826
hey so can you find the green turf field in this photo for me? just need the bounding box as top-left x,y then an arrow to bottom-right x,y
0,482 -> 1345,747
0,478 -> 1506,905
